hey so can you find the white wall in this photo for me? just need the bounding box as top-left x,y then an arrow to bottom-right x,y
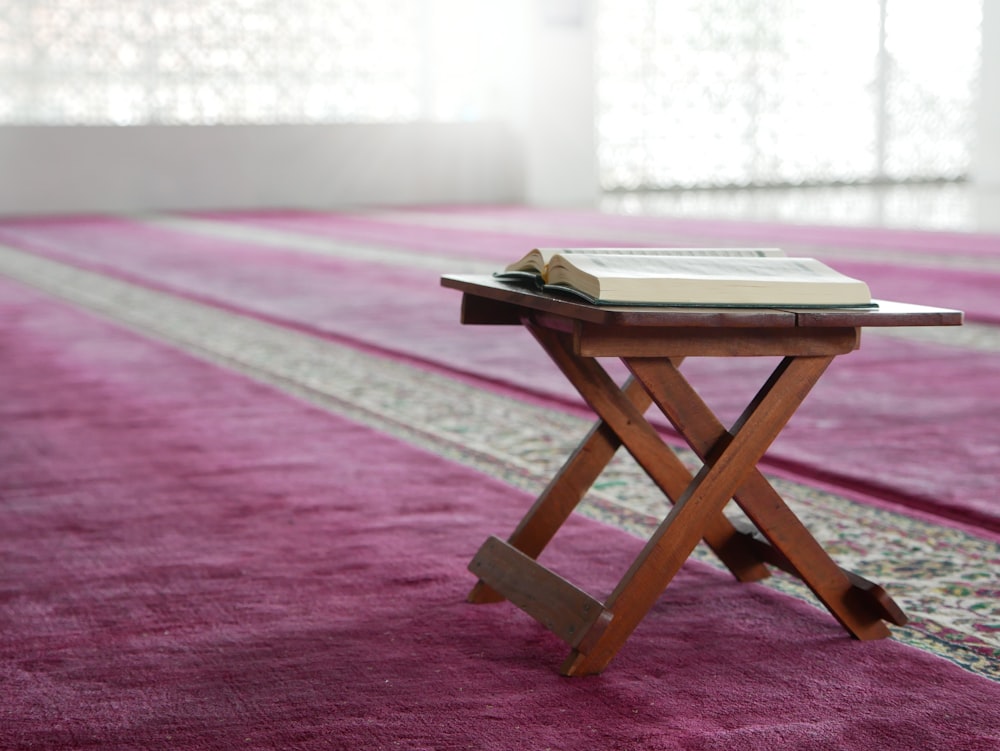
0,122 -> 523,217
973,0 -> 1000,188
511,0 -> 599,207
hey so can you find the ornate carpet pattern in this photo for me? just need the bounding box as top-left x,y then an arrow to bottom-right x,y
1,239 -> 996,682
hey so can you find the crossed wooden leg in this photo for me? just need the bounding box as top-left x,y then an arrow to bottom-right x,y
625,357 -> 906,637
468,324 -> 905,676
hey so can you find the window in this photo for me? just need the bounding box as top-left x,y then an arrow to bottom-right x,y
596,0 -> 982,188
0,1 -> 426,125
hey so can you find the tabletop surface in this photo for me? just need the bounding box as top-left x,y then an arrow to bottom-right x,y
441,274 -> 965,330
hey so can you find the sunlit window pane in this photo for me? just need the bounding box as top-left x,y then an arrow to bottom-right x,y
884,0 -> 981,180
0,0 -> 425,125
597,0 -> 981,188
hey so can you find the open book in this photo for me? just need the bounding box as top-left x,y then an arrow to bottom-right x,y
495,247 -> 873,308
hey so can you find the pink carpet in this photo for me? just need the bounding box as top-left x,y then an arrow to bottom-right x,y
0,210 -> 998,534
1,276 -> 998,750
198,205 -> 1000,323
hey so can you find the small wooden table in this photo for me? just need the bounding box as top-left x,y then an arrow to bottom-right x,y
441,274 -> 963,676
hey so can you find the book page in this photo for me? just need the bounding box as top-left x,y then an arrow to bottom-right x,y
503,247 -> 784,276
555,254 -> 847,281
537,247 -> 784,264
558,247 -> 785,257
546,253 -> 871,306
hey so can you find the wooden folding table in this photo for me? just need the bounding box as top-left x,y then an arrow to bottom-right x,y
441,274 -> 963,676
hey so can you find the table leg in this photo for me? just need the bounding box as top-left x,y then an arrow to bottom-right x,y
468,376 -> 653,603
527,324 -> 771,583
625,356 -> 903,638
561,355 -> 833,676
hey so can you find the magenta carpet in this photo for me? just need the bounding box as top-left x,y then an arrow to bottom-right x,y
2,273 -> 999,750
198,206 -> 1000,324
0,210 -> 998,533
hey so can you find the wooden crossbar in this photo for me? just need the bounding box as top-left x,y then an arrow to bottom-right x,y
469,536 -> 611,649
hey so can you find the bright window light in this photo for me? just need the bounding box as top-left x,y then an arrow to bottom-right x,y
596,0 -> 982,188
